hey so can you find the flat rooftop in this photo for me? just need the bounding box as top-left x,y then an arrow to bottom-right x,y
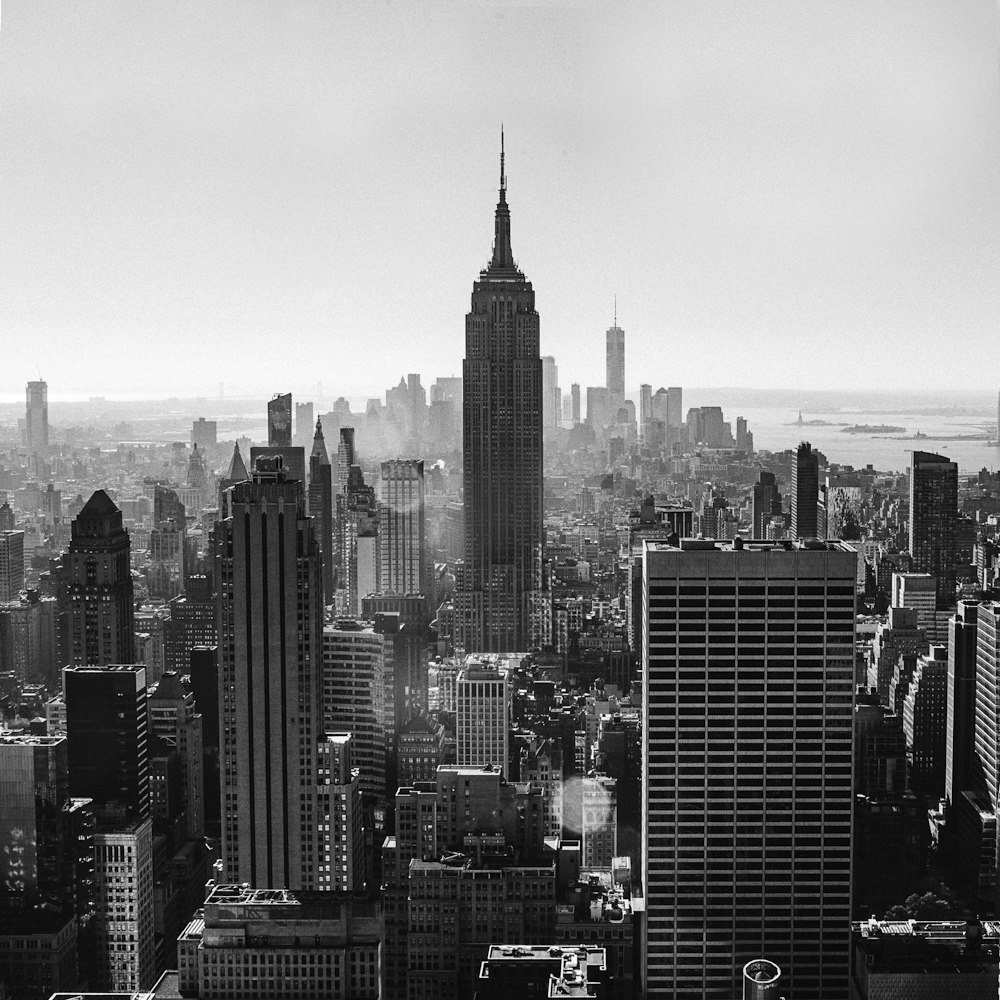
0,734 -> 65,746
646,538 -> 857,553
854,919 -> 1000,939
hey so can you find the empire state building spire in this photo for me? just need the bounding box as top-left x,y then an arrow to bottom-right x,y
488,128 -> 515,275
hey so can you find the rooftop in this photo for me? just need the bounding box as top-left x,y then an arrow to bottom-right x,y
0,734 -> 65,747
646,537 -> 858,554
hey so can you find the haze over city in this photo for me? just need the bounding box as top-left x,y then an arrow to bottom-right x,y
6,5 -> 1000,1000
2,1 -> 998,400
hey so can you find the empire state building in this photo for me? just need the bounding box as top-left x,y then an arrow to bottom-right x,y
458,135 -> 544,652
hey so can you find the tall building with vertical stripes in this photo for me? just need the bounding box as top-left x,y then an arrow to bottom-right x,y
215,456 -> 323,889
459,134 -> 543,652
642,538 -> 856,999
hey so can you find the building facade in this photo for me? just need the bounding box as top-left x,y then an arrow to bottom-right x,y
642,538 -> 856,999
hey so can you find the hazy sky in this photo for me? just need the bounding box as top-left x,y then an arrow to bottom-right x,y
1,1 -> 997,402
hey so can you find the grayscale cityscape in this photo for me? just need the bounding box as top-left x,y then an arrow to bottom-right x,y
1,4 -> 999,1000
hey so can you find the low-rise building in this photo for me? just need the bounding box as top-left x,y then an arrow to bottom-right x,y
176,883 -> 381,1000
850,919 -> 1000,1000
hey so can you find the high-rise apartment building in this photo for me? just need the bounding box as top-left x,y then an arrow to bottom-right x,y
64,664 -> 149,820
460,136 -> 543,652
379,458 -> 426,596
308,418 -> 334,601
791,441 -> 820,538
456,659 -> 510,776
909,450 -> 958,609
0,529 -> 25,601
214,457 -> 324,889
64,491 -> 135,666
267,392 -> 293,446
642,538 -> 856,999
606,322 -> 625,406
25,379 -> 48,450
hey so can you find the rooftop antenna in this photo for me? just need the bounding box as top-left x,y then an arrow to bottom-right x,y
614,295 -> 617,327
500,124 -> 506,192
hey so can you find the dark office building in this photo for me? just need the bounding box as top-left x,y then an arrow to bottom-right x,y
909,450 -> 959,609
64,664 -> 149,820
791,441 -> 819,538
946,601 -> 981,815
751,470 -> 783,539
164,591 -> 216,675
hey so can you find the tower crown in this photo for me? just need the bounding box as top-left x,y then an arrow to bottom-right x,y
485,128 -> 518,277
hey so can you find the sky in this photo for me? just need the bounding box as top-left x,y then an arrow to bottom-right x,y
1,1 -> 998,402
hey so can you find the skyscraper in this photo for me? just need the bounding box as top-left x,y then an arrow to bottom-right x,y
909,450 -> 958,609
25,379 -> 48,450
642,538 -> 856,999
751,472 -> 782,539
460,134 -> 543,651
945,600 -> 979,815
0,529 -> 25,601
791,441 -> 819,538
0,734 -> 69,903
639,383 -> 652,437
606,320 -> 625,407
295,400 -> 314,449
214,456 -> 324,889
571,383 -> 581,424
542,355 -> 559,429
267,391 -> 293,446
64,491 -> 135,667
379,458 -> 426,596
308,418 -> 334,601
64,664 -> 149,820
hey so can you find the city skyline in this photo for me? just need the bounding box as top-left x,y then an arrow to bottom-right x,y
2,3 -> 997,397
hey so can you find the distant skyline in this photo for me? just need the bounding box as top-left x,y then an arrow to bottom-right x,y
2,2 -> 998,398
